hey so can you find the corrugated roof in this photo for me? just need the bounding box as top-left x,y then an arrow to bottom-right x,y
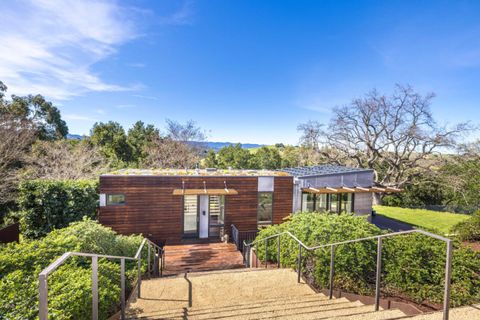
279,165 -> 373,178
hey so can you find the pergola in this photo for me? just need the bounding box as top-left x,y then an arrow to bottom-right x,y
301,186 -> 402,194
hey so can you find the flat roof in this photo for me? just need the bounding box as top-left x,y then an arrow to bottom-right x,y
279,165 -> 373,178
103,168 -> 290,177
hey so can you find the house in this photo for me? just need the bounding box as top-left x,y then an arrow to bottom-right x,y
98,166 -> 400,244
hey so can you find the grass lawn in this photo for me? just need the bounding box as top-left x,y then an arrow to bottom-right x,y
373,205 -> 471,235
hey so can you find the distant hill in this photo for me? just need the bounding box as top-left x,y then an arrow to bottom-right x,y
66,134 -> 265,151
66,134 -> 85,140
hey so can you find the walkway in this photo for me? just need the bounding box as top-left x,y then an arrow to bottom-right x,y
163,242 -> 245,275
369,214 -> 415,232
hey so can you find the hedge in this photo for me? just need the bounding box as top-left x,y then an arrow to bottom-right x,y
0,219 -> 144,320
254,212 -> 480,307
18,180 -> 98,238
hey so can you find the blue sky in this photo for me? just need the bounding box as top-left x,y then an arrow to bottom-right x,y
1,0 -> 479,144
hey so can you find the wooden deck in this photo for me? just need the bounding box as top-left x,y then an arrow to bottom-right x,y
163,242 -> 245,275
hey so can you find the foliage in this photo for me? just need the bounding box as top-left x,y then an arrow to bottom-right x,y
127,121 -> 160,167
250,146 -> 282,169
142,136 -> 201,169
373,205 -> 470,235
451,211 -> 480,241
89,121 -> 132,168
216,143 -> 253,169
254,213 -> 480,307
25,140 -> 109,179
0,81 -> 68,140
0,219 -> 143,320
18,180 -> 99,238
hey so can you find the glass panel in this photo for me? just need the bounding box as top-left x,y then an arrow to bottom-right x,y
342,193 -> 353,213
209,195 -> 225,236
301,193 -> 315,212
258,192 -> 273,226
330,194 -> 338,213
107,194 -> 125,205
183,195 -> 198,235
315,194 -> 328,212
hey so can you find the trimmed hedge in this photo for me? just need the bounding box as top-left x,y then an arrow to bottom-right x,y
0,219 -> 144,320
255,212 -> 480,307
451,210 -> 480,241
18,180 -> 98,238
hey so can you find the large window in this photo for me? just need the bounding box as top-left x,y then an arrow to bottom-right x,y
258,192 -> 273,226
209,195 -> 225,236
107,194 -> 125,205
301,192 -> 354,214
183,195 -> 198,236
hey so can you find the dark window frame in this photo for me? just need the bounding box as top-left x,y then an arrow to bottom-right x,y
106,194 -> 126,206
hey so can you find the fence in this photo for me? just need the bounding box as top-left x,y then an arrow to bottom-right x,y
231,224 -> 258,252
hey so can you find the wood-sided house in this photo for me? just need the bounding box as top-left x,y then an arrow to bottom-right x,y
98,166 -> 400,244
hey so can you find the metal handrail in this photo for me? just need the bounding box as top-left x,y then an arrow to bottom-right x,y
243,229 -> 453,320
39,237 -> 165,320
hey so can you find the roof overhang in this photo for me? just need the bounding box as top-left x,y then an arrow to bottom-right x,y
302,187 -> 402,194
172,188 -> 239,196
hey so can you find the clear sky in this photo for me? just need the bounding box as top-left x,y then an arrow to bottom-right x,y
1,0 -> 479,144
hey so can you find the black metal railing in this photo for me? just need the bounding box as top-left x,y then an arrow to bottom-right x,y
231,224 -> 258,252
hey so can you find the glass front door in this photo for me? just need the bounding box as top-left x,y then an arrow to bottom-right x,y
183,195 -> 198,237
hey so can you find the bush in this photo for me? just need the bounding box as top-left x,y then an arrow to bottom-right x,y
0,219 -> 144,320
254,212 -> 480,307
451,210 -> 480,241
18,179 -> 98,238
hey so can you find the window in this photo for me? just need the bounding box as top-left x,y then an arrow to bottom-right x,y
301,193 -> 315,212
316,194 -> 328,212
106,194 -> 125,205
258,192 -> 273,226
341,193 -> 354,213
183,195 -> 198,236
209,195 -> 225,236
329,194 -> 338,213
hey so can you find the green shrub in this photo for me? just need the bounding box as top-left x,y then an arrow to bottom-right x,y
0,219 -> 144,320
451,210 -> 480,241
18,179 -> 99,238
254,212 -> 480,307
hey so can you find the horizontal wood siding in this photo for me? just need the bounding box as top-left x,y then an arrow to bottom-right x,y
273,177 -> 294,224
99,175 -> 293,244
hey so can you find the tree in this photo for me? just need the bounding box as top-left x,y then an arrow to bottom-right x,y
251,146 -> 282,169
25,140 -> 109,180
203,149 -> 218,168
216,144 -> 252,169
142,136 -> 199,169
297,120 -> 323,150
0,114 -> 36,207
89,121 -> 132,167
166,119 -> 206,142
127,121 -> 160,166
314,85 -> 471,203
0,81 -> 68,140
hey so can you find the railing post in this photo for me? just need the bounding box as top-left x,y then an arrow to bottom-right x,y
277,235 -> 281,268
443,240 -> 453,320
329,245 -> 335,299
255,243 -> 259,268
265,238 -> 268,269
120,258 -> 126,320
92,256 -> 98,320
375,237 -> 382,311
137,256 -> 142,298
147,243 -> 151,277
297,244 -> 302,283
39,274 -> 48,320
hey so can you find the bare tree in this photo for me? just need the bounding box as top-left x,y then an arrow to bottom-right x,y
0,115 -> 36,204
25,140 -> 110,179
166,119 -> 206,142
297,120 -> 323,150
142,136 -> 199,169
318,85 -> 472,203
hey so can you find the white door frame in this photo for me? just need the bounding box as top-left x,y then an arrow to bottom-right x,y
199,195 -> 209,238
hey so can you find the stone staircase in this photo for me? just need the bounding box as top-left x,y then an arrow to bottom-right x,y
126,268 -> 409,319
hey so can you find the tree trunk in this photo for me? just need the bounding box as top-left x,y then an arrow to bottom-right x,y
372,193 -> 383,206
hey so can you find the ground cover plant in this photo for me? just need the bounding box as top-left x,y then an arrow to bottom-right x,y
373,205 -> 470,235
254,212 -> 480,308
0,219 -> 145,320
